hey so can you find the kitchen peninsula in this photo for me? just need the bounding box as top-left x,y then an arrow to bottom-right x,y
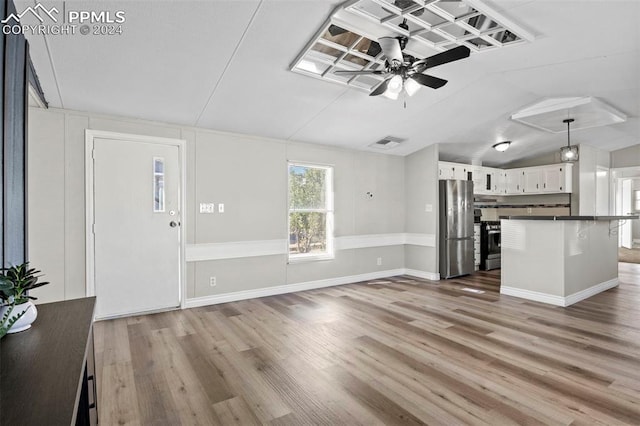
500,215 -> 638,306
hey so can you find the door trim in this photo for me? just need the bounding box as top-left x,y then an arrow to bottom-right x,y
85,130 -> 187,312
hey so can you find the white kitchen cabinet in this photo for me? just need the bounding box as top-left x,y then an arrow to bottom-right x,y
505,169 -> 522,194
483,167 -> 504,195
438,161 -> 572,195
438,162 -> 455,180
541,164 -> 571,193
471,166 -> 487,194
493,170 -> 506,194
523,168 -> 542,193
438,162 -> 471,181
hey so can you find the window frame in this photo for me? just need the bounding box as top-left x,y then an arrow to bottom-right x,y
287,162 -> 335,262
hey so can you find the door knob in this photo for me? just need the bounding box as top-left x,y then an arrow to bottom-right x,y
169,221 -> 179,228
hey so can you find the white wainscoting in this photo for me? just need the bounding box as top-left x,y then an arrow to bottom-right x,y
184,268 -> 442,309
186,233 -> 436,262
186,239 -> 286,262
501,278 -> 619,307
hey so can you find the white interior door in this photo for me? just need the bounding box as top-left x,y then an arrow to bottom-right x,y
92,137 -> 181,318
620,178 -> 632,249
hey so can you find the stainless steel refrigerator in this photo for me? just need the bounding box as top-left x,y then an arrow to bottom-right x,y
439,180 -> 474,279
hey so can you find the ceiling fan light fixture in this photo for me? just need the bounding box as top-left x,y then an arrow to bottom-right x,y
560,118 -> 579,162
403,78 -> 421,97
492,141 -> 511,152
387,75 -> 403,95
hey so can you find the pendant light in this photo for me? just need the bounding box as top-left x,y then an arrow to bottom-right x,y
560,118 -> 579,162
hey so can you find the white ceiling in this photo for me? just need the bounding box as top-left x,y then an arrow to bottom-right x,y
18,0 -> 640,166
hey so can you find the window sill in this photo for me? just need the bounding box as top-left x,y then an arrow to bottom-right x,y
288,254 -> 335,264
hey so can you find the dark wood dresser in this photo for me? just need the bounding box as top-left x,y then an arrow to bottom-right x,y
1,297 -> 98,425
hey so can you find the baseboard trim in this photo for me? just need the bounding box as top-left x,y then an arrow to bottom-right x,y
500,286 -> 566,306
501,278 -> 619,307
404,269 -> 440,281
564,278 -> 618,306
184,268 -> 408,308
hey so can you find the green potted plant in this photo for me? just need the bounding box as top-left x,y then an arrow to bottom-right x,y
0,262 -> 50,334
0,305 -> 26,338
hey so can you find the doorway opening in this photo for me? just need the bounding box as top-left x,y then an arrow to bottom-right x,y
612,168 -> 640,264
85,130 -> 187,319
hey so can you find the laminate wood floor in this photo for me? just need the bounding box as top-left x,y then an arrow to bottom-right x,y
95,264 -> 640,425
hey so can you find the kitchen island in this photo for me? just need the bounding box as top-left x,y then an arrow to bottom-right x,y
500,215 -> 638,306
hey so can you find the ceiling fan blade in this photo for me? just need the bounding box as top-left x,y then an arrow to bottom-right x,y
410,74 -> 448,89
334,70 -> 384,76
378,37 -> 403,63
370,78 -> 391,96
413,45 -> 471,72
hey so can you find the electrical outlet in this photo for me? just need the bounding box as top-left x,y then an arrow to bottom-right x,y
218,203 -> 225,213
425,204 -> 433,212
527,207 -> 532,214
377,257 -> 382,266
209,276 -> 217,287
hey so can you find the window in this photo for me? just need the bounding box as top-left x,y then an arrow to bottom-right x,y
288,163 -> 334,261
153,157 -> 165,212
635,190 -> 640,212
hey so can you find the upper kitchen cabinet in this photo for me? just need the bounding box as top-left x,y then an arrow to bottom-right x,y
541,164 -> 571,193
438,161 -> 572,195
523,168 -> 542,193
438,162 -> 471,181
471,166 -> 487,194
521,164 -> 573,194
504,169 -> 522,195
480,167 -> 505,195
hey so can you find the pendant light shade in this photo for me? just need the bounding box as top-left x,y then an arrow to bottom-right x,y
560,118 -> 579,162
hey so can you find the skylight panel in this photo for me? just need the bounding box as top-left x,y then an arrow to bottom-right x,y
290,0 -> 533,93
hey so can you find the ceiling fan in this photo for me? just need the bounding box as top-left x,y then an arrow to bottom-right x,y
335,34 -> 471,99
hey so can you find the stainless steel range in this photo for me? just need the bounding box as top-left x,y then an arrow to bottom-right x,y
480,221 -> 501,270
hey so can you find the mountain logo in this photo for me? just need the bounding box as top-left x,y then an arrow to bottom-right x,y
1,3 -> 59,24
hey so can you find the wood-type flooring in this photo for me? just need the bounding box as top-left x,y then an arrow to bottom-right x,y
95,264 -> 640,425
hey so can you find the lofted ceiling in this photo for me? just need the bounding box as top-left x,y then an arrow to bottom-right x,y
17,0 -> 640,166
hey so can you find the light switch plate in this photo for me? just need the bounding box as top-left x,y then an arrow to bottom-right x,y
425,204 -> 433,212
218,203 -> 224,213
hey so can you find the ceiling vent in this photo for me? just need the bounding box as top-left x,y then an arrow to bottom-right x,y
369,136 -> 404,149
510,97 -> 627,133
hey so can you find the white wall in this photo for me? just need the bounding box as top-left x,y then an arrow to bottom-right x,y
28,107 -> 428,304
577,144 -> 610,215
404,145 -> 439,278
611,144 -> 640,169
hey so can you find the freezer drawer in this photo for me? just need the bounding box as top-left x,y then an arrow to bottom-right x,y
441,238 -> 475,279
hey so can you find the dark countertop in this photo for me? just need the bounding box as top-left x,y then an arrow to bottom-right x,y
1,297 -> 96,425
500,215 -> 639,221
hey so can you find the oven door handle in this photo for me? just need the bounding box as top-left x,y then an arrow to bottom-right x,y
487,230 -> 501,235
